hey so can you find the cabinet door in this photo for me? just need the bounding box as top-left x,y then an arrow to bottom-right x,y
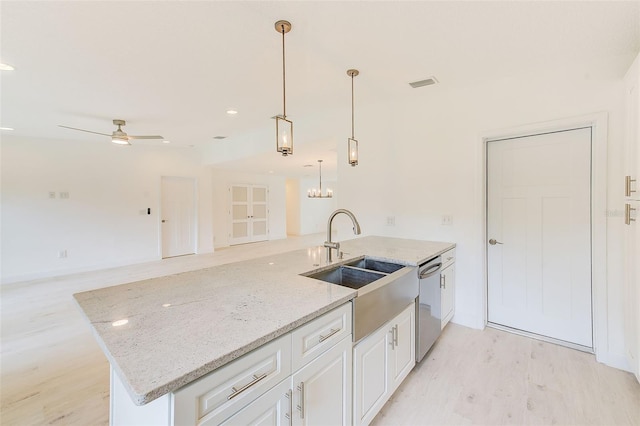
218,379 -> 292,426
388,303 -> 415,393
353,325 -> 391,426
441,264 -> 455,329
292,337 -> 352,426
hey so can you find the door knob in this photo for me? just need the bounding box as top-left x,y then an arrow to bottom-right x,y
489,238 -> 503,245
162,219 -> 167,223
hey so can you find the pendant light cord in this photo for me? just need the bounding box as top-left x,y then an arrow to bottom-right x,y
319,161 -> 322,192
351,74 -> 355,139
281,24 -> 287,119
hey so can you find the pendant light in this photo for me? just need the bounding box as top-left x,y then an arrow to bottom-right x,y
275,20 -> 293,156
308,160 -> 333,198
347,69 -> 359,166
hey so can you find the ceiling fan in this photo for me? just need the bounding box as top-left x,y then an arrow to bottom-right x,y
59,119 -> 164,145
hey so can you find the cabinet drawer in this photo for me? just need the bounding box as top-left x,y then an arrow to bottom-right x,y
291,303 -> 352,371
441,248 -> 455,268
173,334 -> 292,426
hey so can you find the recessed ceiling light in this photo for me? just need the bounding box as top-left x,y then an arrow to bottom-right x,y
163,140 -> 171,144
213,136 -> 227,140
0,127 -> 14,131
0,63 -> 15,71
226,109 -> 238,115
303,164 -> 313,168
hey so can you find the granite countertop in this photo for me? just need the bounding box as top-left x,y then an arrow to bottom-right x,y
74,236 -> 454,405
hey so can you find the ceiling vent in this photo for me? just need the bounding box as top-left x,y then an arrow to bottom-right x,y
213,136 -> 227,140
409,77 -> 438,88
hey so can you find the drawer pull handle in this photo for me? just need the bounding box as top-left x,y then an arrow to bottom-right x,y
285,389 -> 293,424
626,175 -> 637,197
318,327 -> 340,343
393,324 -> 399,347
626,203 -> 636,225
227,372 -> 268,400
297,382 -> 305,419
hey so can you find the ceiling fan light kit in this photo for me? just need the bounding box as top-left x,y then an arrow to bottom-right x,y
275,20 -> 293,156
58,119 -> 163,146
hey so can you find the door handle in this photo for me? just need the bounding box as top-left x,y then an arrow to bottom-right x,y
489,239 -> 503,245
162,219 -> 167,223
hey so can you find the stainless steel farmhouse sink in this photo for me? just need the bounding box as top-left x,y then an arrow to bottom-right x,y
302,257 -> 418,342
304,265 -> 386,289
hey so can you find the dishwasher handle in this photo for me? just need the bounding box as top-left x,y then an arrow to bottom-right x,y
419,262 -> 442,279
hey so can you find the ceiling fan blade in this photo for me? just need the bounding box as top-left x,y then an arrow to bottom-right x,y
128,135 -> 164,140
58,125 -> 111,137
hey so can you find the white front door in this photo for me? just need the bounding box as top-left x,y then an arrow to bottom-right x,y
161,176 -> 196,258
487,127 -> 592,348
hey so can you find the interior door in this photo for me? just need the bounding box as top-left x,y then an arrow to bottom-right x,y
161,176 -> 196,258
487,127 -> 592,348
230,184 -> 269,245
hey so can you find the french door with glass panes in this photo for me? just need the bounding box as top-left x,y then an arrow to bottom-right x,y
229,184 -> 269,245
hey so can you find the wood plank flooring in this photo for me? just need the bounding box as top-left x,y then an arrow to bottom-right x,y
2,235 -> 639,425
373,325 -> 640,425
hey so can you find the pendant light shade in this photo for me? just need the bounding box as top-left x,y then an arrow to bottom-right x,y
347,69 -> 359,166
308,160 -> 333,198
275,20 -> 293,156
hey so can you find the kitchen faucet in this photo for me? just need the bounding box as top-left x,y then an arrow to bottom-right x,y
324,209 -> 362,263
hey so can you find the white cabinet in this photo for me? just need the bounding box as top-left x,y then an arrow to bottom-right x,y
291,336 -> 352,425
111,303 -> 352,426
219,379 -> 292,426
353,302 -> 415,426
623,52 -> 640,383
388,304 -> 415,390
440,248 -> 456,329
174,334 -> 292,425
223,337 -> 352,426
353,320 -> 390,426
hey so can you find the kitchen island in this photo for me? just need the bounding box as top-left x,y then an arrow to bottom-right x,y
74,236 -> 454,424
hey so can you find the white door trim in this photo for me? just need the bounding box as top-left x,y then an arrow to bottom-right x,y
480,112 -> 609,365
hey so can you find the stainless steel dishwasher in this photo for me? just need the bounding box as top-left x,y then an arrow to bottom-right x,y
416,256 -> 443,363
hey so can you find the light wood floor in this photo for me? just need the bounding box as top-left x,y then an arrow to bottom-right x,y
2,235 -> 639,425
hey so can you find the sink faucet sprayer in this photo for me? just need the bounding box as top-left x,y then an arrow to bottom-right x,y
324,209 -> 361,263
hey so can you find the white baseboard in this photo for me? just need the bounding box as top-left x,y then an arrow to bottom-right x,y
1,255 -> 160,285
450,312 -> 484,330
596,350 -> 633,373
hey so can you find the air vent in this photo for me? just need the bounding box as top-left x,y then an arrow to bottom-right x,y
213,136 -> 227,140
409,77 -> 438,88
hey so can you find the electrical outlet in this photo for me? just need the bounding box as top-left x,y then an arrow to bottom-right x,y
58,249 -> 68,258
59,192 -> 69,199
48,191 -> 56,199
386,216 -> 396,226
442,215 -> 453,225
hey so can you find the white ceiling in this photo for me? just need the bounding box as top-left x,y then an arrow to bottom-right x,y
2,1 -> 639,179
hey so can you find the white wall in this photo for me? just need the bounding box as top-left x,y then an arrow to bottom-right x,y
285,179 -> 301,235
211,169 -> 287,248
298,177 -> 338,236
336,72 -> 629,369
0,136 -> 214,283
